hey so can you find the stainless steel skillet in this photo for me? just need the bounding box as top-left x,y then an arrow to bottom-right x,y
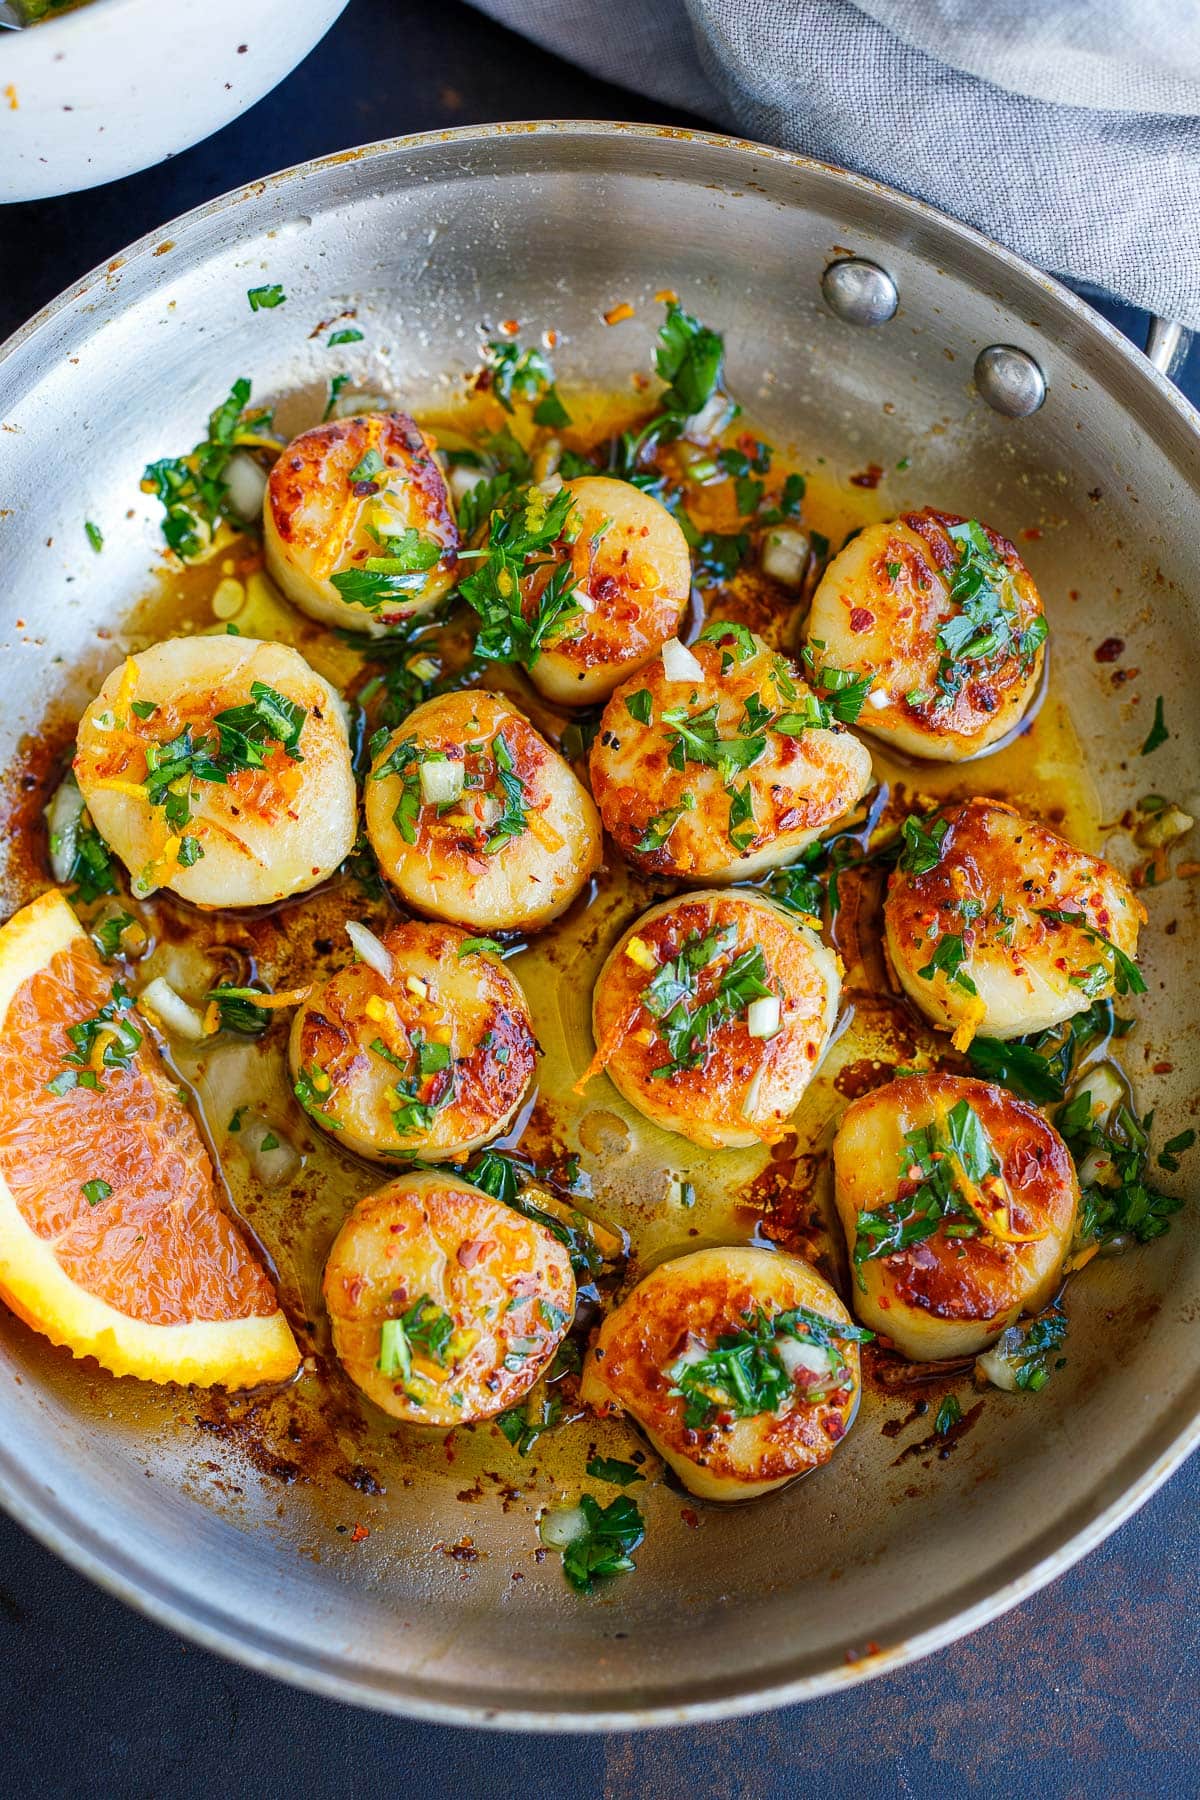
0,122 -> 1197,1729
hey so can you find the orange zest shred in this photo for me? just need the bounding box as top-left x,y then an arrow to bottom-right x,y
574,1002 -> 645,1093
525,808 -> 565,854
241,985 -> 312,1009
947,1149 -> 1050,1245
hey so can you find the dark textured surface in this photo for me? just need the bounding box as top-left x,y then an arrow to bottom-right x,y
0,2 -> 1197,1792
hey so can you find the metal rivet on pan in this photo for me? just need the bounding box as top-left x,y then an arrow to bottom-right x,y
974,344 -> 1047,417
820,259 -> 898,327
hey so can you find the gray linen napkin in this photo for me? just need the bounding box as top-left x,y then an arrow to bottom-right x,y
466,0 -> 1200,328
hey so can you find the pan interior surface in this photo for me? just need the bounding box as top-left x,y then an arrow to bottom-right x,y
0,125 -> 1197,1726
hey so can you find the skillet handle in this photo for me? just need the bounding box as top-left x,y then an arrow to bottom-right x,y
1145,318 -> 1192,382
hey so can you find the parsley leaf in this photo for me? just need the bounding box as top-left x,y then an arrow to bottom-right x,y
917,931 -> 977,994
585,1457 -> 645,1486
247,284 -> 286,311
1035,908 -> 1146,997
852,1100 -> 997,1287
1141,696 -> 1168,755
458,482 -> 581,666
934,1394 -> 962,1435
142,377 -> 275,562
898,812 -> 949,875
556,1494 -> 645,1594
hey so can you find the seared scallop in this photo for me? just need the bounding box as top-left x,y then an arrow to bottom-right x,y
522,475 -> 692,706
589,623 -> 873,882
833,1074 -> 1078,1361
323,1170 -> 575,1426
581,1247 -> 864,1501
585,890 -> 839,1149
806,509 -> 1047,760
364,689 -> 601,933
74,635 -> 356,907
884,797 -> 1145,1048
264,412 -> 459,637
289,920 -> 537,1161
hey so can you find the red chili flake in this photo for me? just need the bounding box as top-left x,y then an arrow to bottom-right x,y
680,1507 -> 699,1530
849,463 -> 884,489
1094,637 -> 1125,663
499,319 -> 520,337
1020,527 -> 1043,541
350,1523 -> 370,1543
849,606 -> 875,633
1153,1061 -> 1175,1075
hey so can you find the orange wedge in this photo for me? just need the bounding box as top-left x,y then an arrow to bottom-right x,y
0,888 -> 299,1387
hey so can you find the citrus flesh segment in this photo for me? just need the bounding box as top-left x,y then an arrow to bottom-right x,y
0,888 -> 299,1386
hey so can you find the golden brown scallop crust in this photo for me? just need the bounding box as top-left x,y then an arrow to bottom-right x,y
323,1172 -> 575,1426
834,1073 -> 1078,1327
588,891 -> 838,1148
364,689 -> 601,932
73,636 -> 356,907
288,920 -> 537,1161
806,508 -> 1045,758
524,476 -> 692,702
588,628 -> 873,882
583,1247 -> 860,1494
883,796 -> 1145,1041
265,410 -> 458,626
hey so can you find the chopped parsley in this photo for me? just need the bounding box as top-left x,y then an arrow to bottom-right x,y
482,733 -> 527,853
585,1456 -> 645,1486
81,1179 -> 112,1207
1060,1089 -> 1183,1251
205,984 -> 273,1036
457,936 -> 504,959
615,299 -> 731,468
330,531 -> 444,611
667,1304 -> 872,1430
91,910 -> 135,961
801,651 -> 874,724
1158,1129 -> 1196,1174
484,337 -> 572,427
327,326 -> 364,346
293,1063 -> 341,1125
84,520 -> 104,553
624,688 -> 654,725
1141,696 -> 1168,755
455,469 -> 515,542
985,1312 -> 1069,1391
556,1494 -> 645,1595
323,372 -> 352,420
930,519 -> 1046,706
247,284 -> 286,311
378,1295 -> 456,1381
634,792 -> 695,855
142,377 -> 275,562
458,481 -> 582,666
1035,908 -> 1146,997
898,812 -> 949,875
55,981 -> 142,1090
639,923 -> 774,1077
934,1393 -> 962,1435
56,801 -> 120,905
917,931 -> 977,995
852,1099 -> 998,1287
136,680 -> 306,843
